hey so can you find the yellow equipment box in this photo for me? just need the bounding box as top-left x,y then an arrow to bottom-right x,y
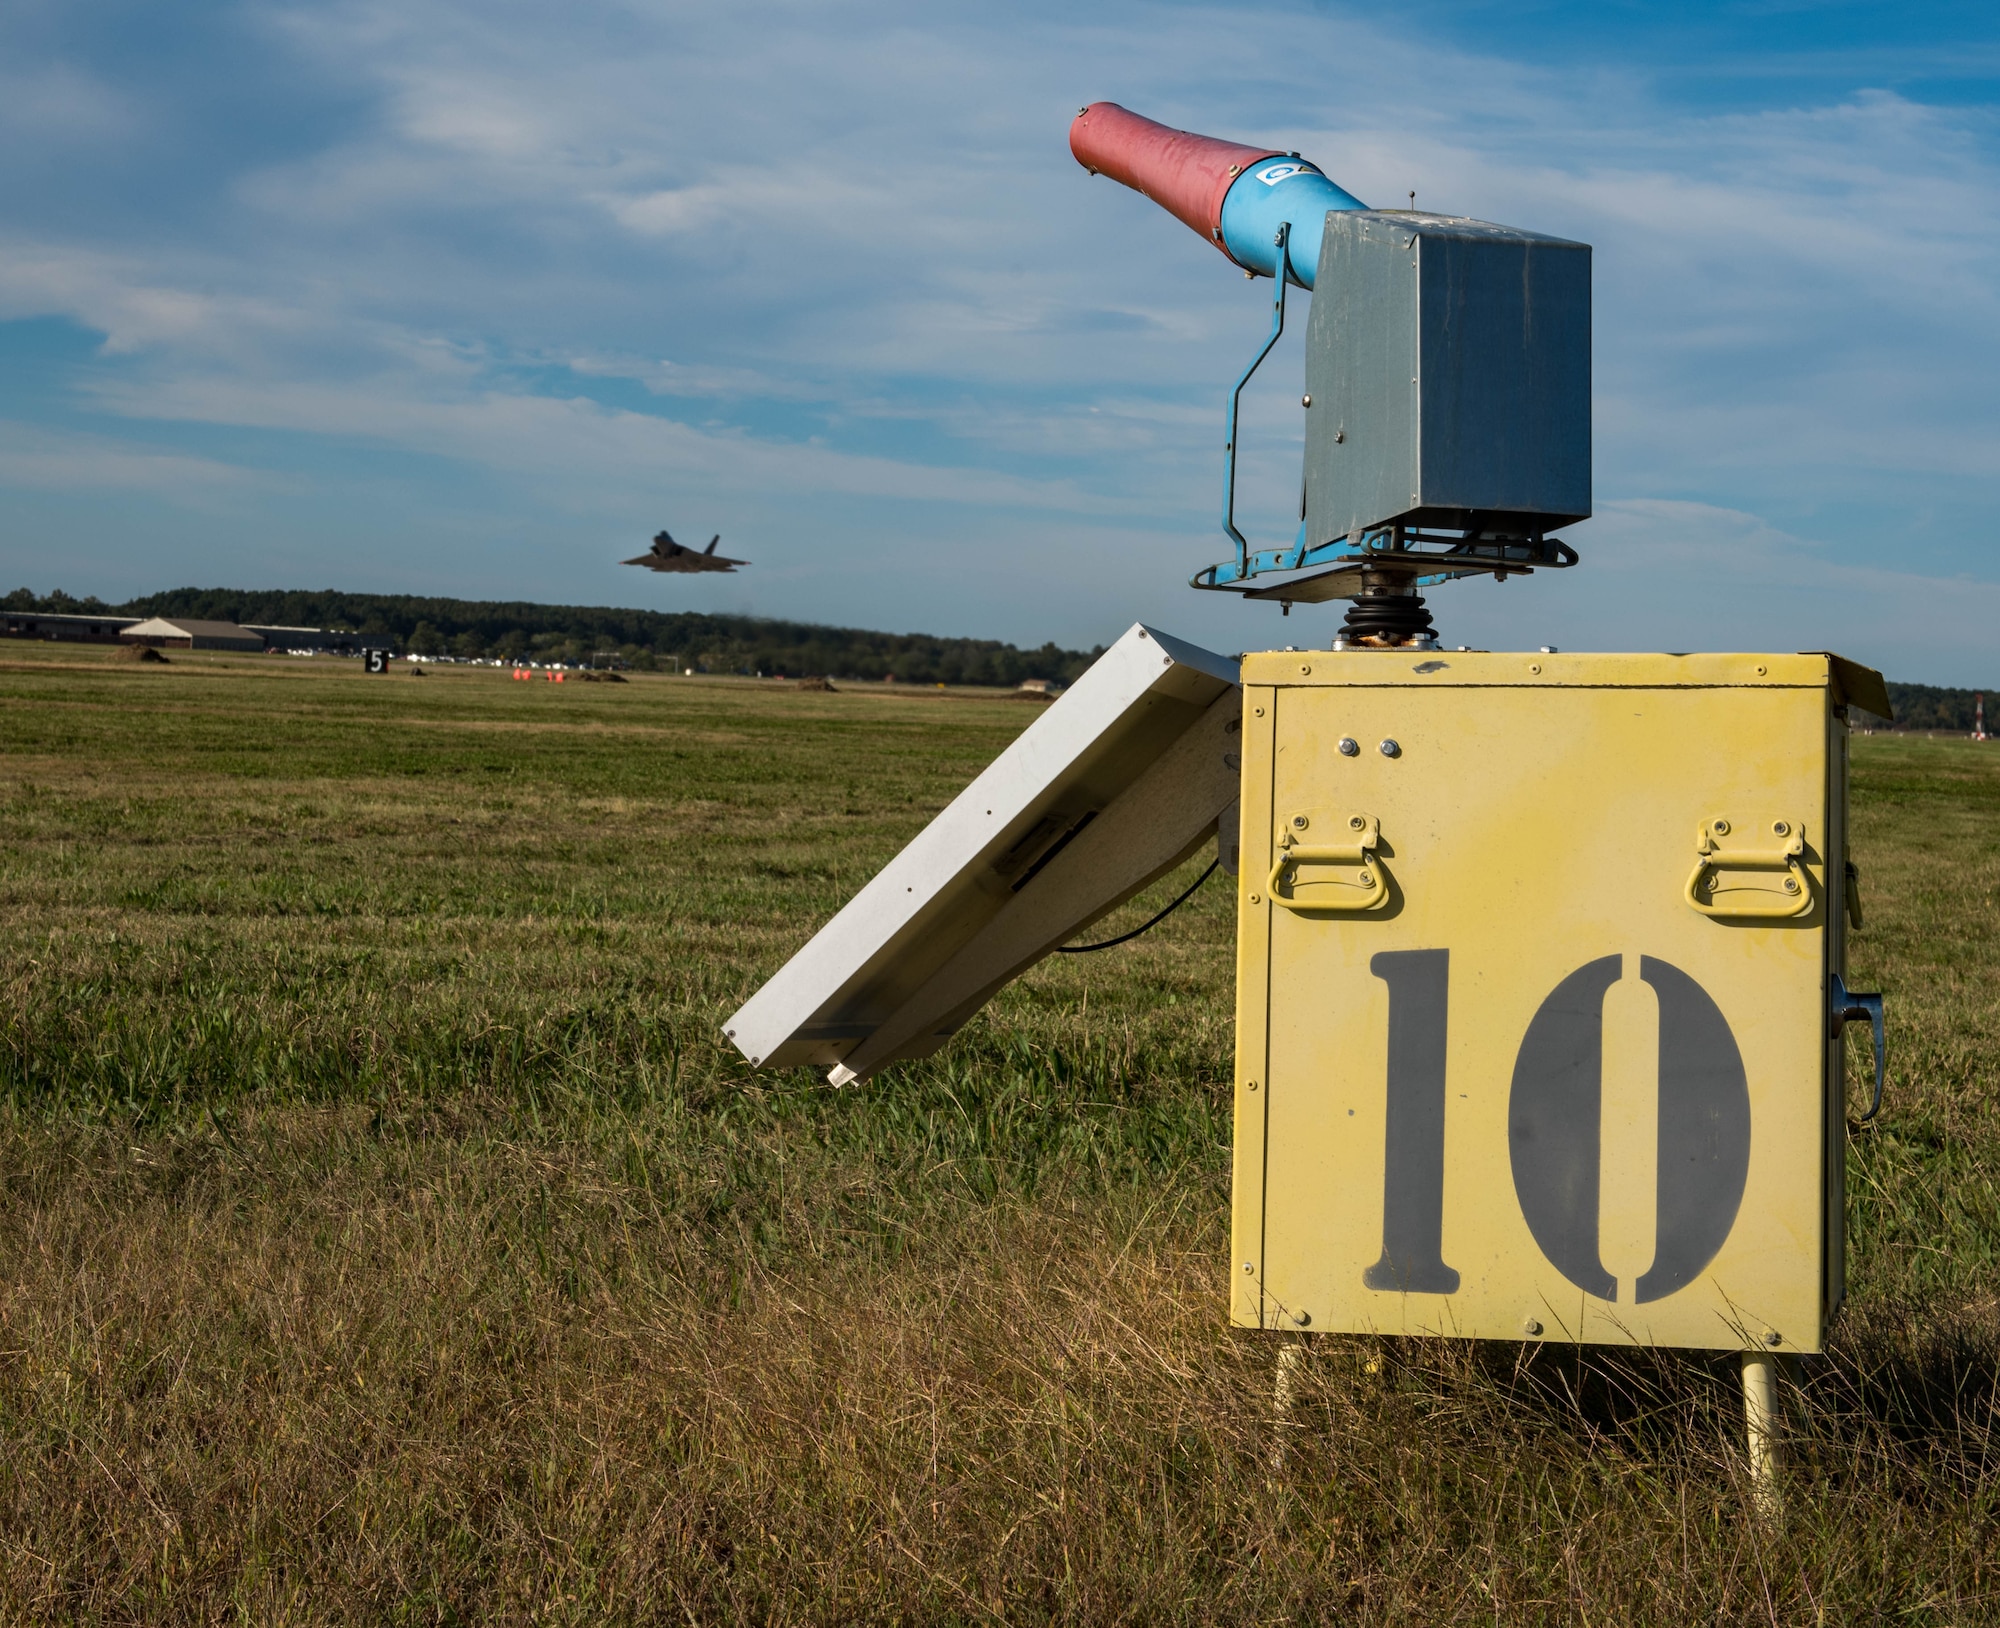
1231,650 -> 1887,1354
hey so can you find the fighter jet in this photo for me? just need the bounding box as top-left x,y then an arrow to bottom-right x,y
623,530 -> 748,574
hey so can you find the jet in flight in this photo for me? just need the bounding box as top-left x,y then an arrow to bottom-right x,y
622,530 -> 748,574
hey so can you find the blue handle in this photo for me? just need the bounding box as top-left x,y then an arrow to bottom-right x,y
1830,973 -> 1887,1124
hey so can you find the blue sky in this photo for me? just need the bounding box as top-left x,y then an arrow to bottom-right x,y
1,0 -> 1996,683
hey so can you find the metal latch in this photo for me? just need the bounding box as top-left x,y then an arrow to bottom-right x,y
1686,817 -> 1811,919
1269,812 -> 1389,912
1830,973 -> 1886,1124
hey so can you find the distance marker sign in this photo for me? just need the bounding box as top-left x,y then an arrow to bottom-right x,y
1231,652 -> 1860,1353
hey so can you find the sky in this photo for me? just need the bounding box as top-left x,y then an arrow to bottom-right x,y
1,0 -> 1996,684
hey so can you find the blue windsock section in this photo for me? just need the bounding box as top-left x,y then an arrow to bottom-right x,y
1218,157 -> 1366,288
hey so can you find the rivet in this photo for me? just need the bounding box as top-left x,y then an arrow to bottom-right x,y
1248,893 -> 1262,905
1254,706 -> 1265,717
1713,819 -> 1730,835
1764,1331 -> 1782,1346
1348,815 -> 1365,830
1772,820 -> 1789,836
1243,1262 -> 1255,1273
1294,1311 -> 1312,1327
1292,814 -> 1310,830
1246,1079 -> 1260,1092
1337,737 -> 1358,756
1522,1317 -> 1543,1336
1784,878 -> 1800,893
1529,663 -> 1542,675
1300,664 -> 1312,675
1755,664 -> 1768,676
1379,739 -> 1400,757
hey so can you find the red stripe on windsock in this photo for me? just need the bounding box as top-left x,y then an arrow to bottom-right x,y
1069,101 -> 1282,259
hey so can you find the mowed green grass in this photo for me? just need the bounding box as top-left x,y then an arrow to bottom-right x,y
0,642 -> 1993,1624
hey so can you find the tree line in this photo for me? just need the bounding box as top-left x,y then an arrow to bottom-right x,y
1866,683 -> 1993,734
3,586 -> 1103,686
7,588 -> 1992,719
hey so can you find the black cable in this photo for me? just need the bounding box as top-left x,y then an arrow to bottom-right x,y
1055,857 -> 1220,954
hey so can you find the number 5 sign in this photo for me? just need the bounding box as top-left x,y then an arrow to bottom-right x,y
1231,651 -> 1885,1354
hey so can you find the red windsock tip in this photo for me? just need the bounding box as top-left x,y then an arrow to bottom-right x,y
1070,101 -> 1282,256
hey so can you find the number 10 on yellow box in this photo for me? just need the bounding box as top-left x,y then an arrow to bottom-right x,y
1231,651 -> 1879,1353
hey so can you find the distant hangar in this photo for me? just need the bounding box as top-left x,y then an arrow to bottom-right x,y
120,617 -> 266,652
0,612 -> 360,654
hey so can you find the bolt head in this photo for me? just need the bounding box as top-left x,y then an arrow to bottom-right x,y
1713,819 -> 1731,836
1522,1317 -> 1543,1337
1773,821 -> 1790,836
1337,737 -> 1359,756
1293,1311 -> 1312,1327
1764,1331 -> 1783,1346
1349,815 -> 1365,830
1292,814 -> 1309,829
1379,739 -> 1400,758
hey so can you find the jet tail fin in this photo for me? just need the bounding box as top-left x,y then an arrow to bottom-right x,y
705,535 -> 720,554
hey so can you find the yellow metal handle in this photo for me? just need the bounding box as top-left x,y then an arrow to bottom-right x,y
1685,818 -> 1811,919
1268,841 -> 1388,912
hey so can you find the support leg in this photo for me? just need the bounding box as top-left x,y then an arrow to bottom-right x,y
1269,1336 -> 1307,1478
1741,1350 -> 1783,1522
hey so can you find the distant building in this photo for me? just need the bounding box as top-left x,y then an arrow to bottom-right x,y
244,624 -> 361,654
0,611 -> 139,644
1016,678 -> 1063,696
120,617 -> 267,652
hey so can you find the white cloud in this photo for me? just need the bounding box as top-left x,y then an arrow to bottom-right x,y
0,422 -> 278,496
1448,499 -> 2000,683
0,0 -> 1993,680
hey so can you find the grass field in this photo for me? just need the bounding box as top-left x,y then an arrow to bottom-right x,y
0,642 -> 1994,1623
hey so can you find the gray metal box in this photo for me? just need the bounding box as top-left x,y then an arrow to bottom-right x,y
1303,212 -> 1590,542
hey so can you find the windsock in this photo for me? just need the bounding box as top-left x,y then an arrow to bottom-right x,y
1069,102 -> 1365,289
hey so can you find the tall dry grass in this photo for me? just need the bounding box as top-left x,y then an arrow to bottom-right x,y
0,644 -> 1993,1621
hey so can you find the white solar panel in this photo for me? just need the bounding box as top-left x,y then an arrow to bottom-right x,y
724,623 -> 1241,1084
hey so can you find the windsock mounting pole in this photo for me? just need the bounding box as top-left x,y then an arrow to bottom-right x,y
1222,223 -> 1292,579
